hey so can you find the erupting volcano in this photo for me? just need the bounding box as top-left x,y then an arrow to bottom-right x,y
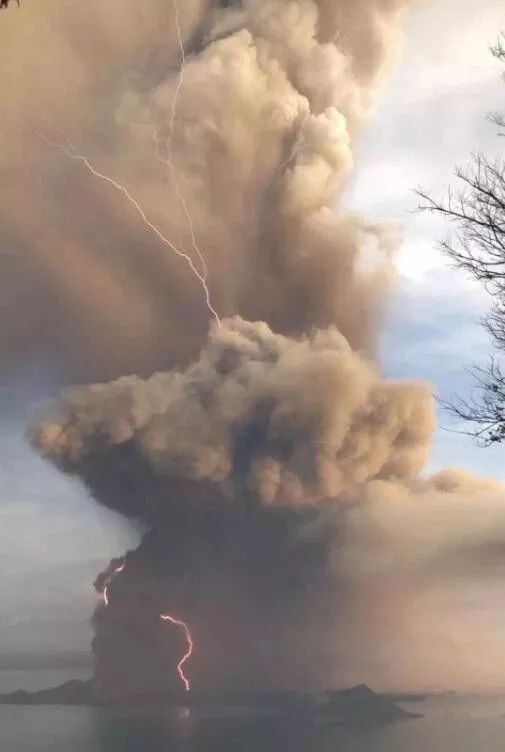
0,0 -> 500,700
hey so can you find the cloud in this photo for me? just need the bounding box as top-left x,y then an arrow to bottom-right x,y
32,317 -> 434,513
5,0 -> 505,695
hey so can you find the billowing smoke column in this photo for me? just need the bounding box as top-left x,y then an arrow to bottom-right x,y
5,0 -> 505,694
35,319 -> 434,511
32,317 -> 435,694
0,0 -> 407,381
31,321 -> 505,694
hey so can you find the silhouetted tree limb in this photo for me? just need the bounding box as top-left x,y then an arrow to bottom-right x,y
439,359 -> 505,446
417,36 -> 505,445
489,33 -> 505,134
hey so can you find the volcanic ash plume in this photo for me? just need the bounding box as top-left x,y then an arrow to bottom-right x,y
32,317 -> 437,695
0,0 -> 409,380
31,333 -> 505,693
33,317 -> 434,513
12,0 -> 505,695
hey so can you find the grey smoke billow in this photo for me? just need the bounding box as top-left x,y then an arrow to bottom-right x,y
4,0 -> 505,693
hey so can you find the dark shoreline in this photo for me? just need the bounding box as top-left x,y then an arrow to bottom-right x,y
0,680 -> 421,727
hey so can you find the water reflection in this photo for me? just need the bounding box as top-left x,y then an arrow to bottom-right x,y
93,707 -> 359,752
93,705 -> 505,752
5,699 -> 505,752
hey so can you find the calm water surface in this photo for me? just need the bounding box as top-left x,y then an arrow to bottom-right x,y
2,672 -> 505,751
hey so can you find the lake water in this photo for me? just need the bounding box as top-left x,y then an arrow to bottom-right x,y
2,672 -> 505,751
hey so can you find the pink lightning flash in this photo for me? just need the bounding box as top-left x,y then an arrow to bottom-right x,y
160,613 -> 194,692
102,562 -> 125,607
100,561 -> 193,692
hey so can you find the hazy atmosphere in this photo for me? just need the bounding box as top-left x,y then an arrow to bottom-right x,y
1,0 -> 505,717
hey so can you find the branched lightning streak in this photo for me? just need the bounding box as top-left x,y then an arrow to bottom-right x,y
167,0 -> 185,158
153,130 -> 208,282
30,128 -> 220,326
152,0 -> 208,282
99,560 -> 194,693
160,613 -> 194,692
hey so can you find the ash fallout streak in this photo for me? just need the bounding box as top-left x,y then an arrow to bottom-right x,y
10,0 -> 505,696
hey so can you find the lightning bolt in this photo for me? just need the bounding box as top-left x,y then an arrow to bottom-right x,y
151,0 -> 208,282
160,613 -> 194,693
278,112 -> 309,173
99,560 -> 194,693
30,128 -> 220,326
153,131 -> 208,282
102,562 -> 125,608
167,0 -> 185,157
122,119 -> 208,284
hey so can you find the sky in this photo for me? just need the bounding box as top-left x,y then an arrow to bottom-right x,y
348,0 -> 505,479
0,0 -> 504,666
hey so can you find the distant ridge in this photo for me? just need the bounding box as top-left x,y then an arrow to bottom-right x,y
0,680 -> 421,726
0,651 -> 92,670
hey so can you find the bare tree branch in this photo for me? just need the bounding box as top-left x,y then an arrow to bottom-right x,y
417,36 -> 505,444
